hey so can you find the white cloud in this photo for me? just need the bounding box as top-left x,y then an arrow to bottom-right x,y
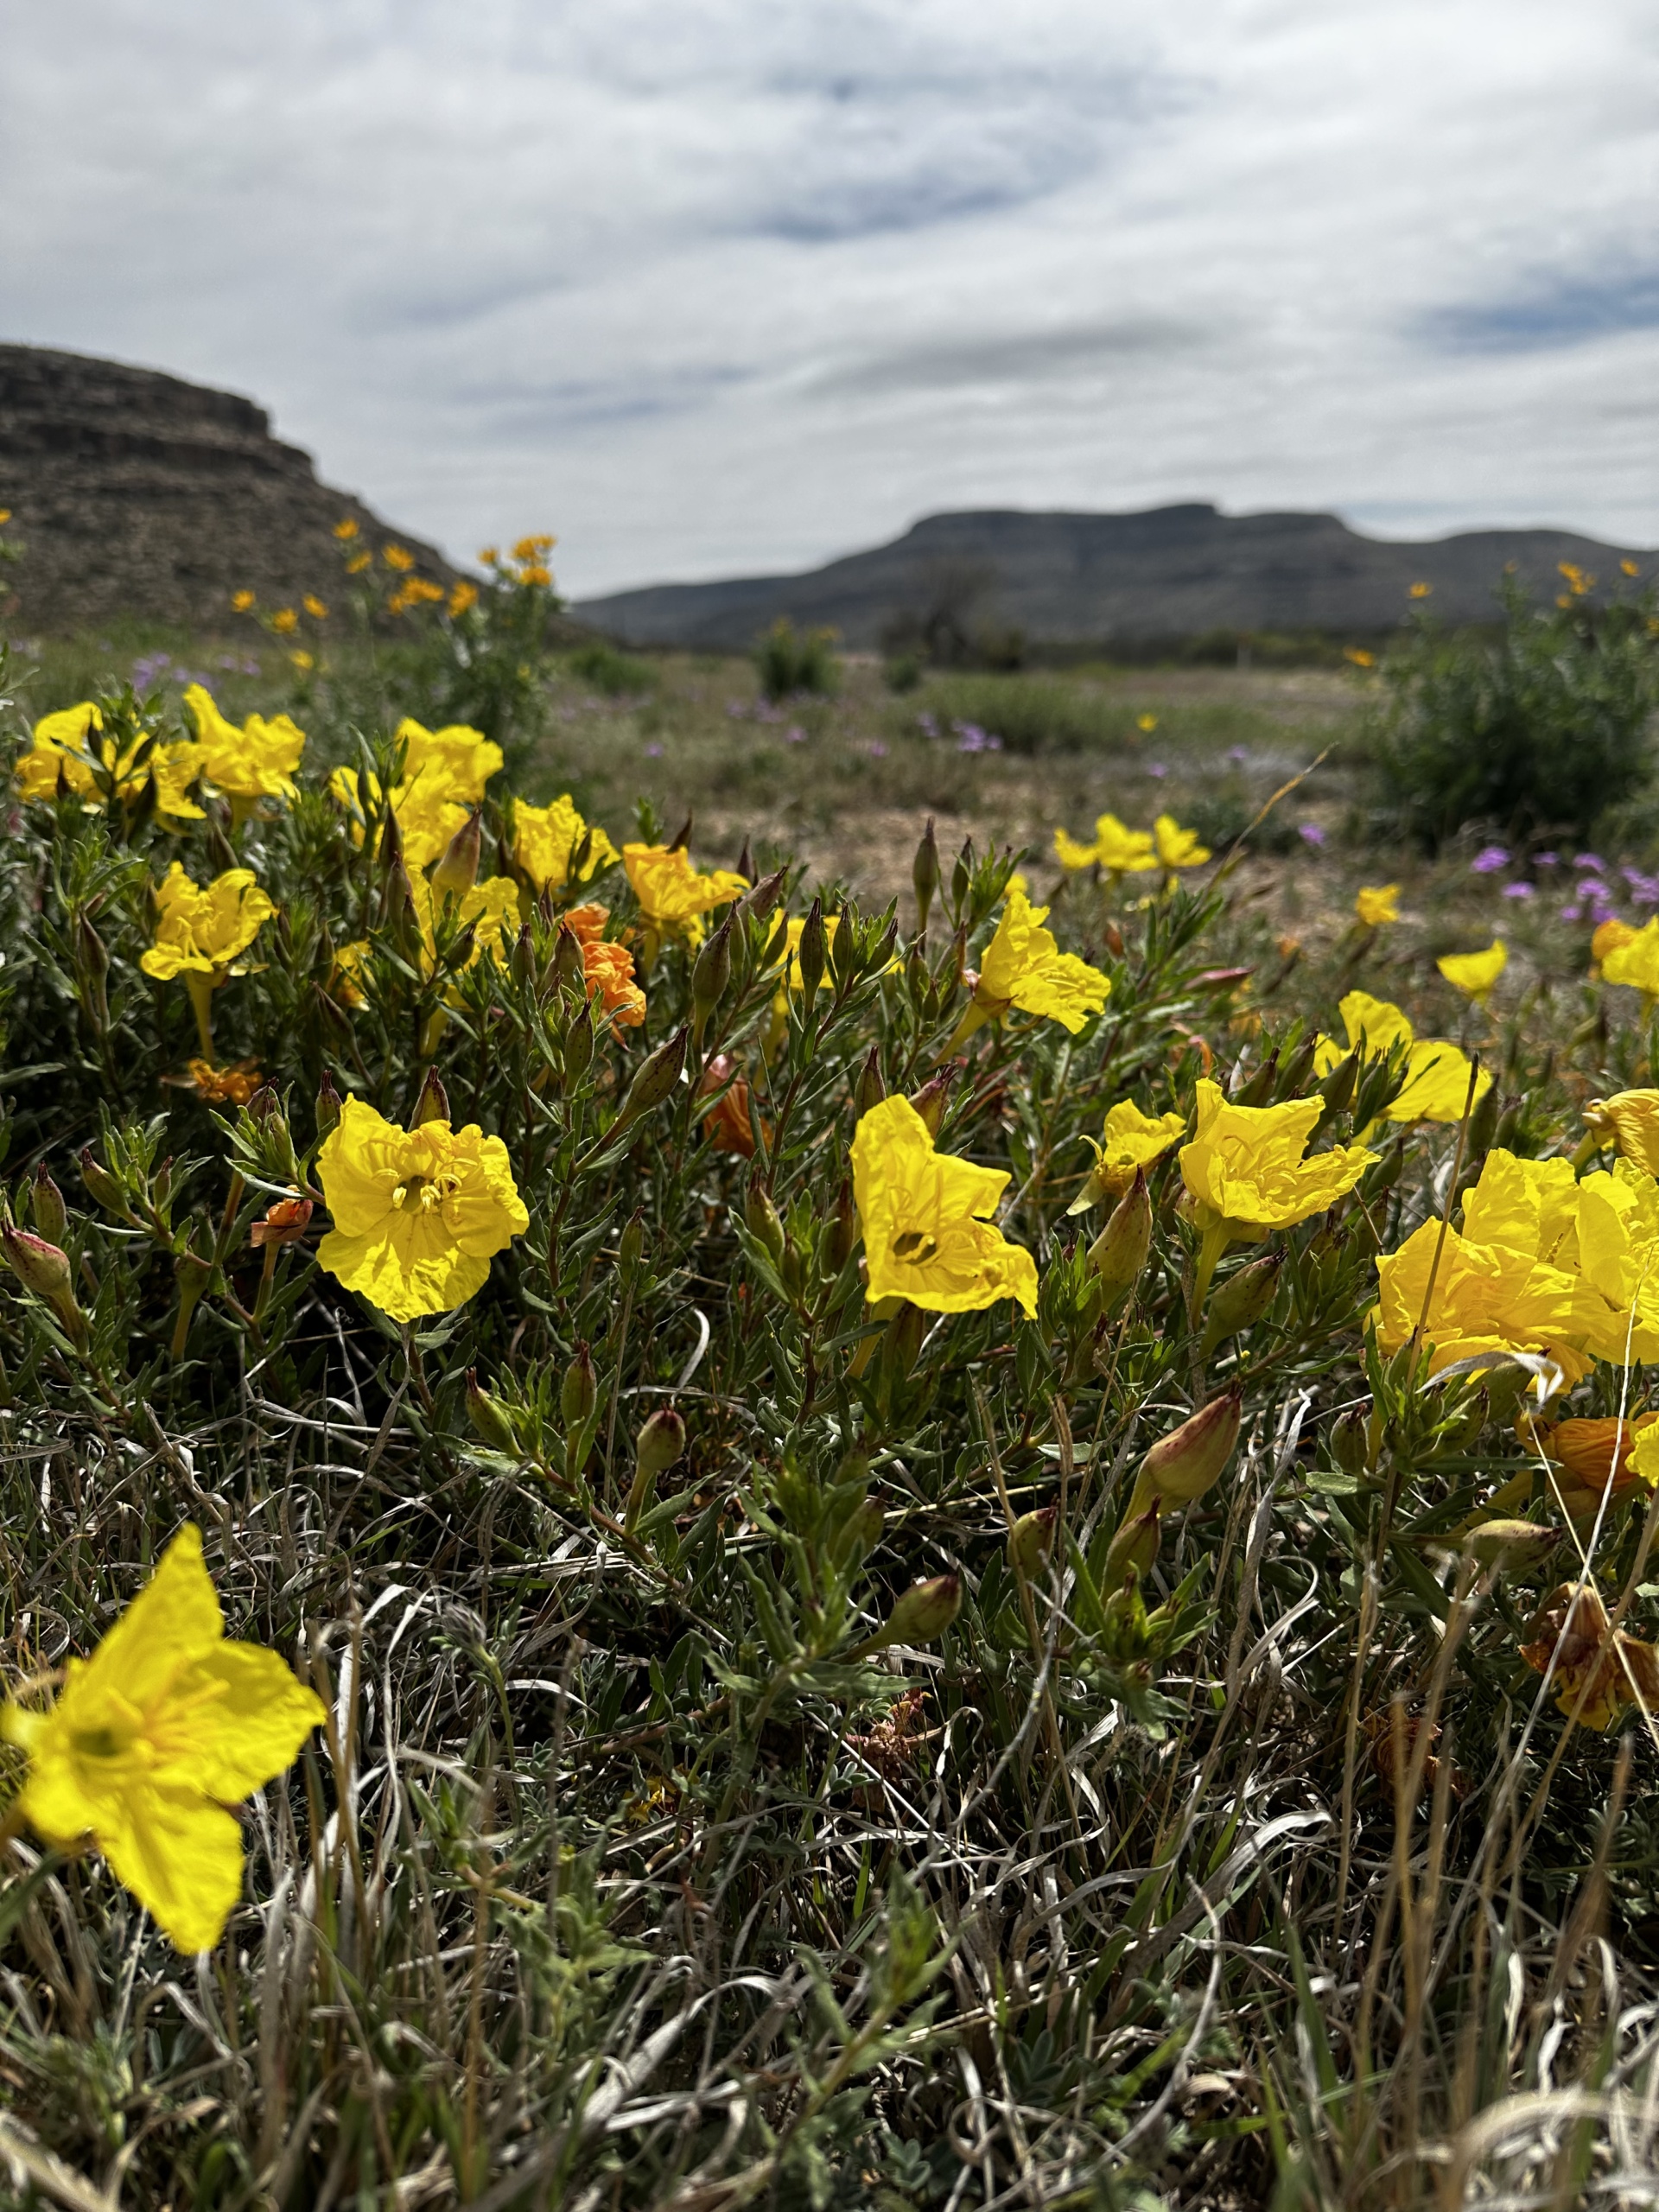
3,0 -> 1656,591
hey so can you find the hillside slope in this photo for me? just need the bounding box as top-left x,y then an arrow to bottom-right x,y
575,503 -> 1652,651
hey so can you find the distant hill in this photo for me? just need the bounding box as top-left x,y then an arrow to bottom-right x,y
575,504 -> 1654,654
0,344 -> 454,633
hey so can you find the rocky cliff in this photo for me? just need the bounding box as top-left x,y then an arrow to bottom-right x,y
576,504 -> 1655,653
0,344 -> 453,633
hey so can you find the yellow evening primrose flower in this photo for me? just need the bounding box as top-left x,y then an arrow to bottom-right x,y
622,842 -> 748,954
512,794 -> 619,893
1096,814 -> 1159,876
183,685 -> 305,824
141,861 -> 275,1057
850,1096 -> 1038,1318
1053,827 -> 1103,871
967,888 -> 1110,1037
397,717 -> 503,803
1354,883 -> 1401,927
1601,918 -> 1659,1003
1181,1078 -> 1370,1300
1592,917 -> 1638,969
316,1096 -> 529,1324
1437,939 -> 1507,1003
1153,814 -> 1211,870
1585,1090 -> 1659,1176
1313,991 -> 1489,1123
0,1524 -> 324,1954
1069,1100 -> 1189,1211
410,872 -> 520,971
330,721 -> 502,870
15,702 -> 205,822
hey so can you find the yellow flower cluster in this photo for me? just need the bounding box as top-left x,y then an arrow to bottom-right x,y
1313,991 -> 1488,1124
331,717 -> 502,867
1053,812 -> 1211,876
15,702 -> 205,822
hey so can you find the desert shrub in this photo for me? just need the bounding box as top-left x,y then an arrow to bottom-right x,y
565,636 -> 655,696
753,614 -> 839,700
1370,573 -> 1659,849
882,651 -> 924,692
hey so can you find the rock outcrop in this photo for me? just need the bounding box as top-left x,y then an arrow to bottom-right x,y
576,504 -> 1655,653
0,344 -> 453,633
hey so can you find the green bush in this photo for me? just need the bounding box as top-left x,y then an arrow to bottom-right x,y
924,672 -> 1132,753
566,637 -> 655,696
1369,574 -> 1659,849
753,615 -> 839,701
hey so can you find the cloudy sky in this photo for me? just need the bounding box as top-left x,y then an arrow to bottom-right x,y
4,1 -> 1656,594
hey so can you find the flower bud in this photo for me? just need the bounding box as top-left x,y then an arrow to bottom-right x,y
1201,1249 -> 1284,1353
1007,1505 -> 1058,1581
439,919 -> 478,976
691,908 -> 734,1033
912,817 -> 941,933
77,1147 -> 131,1221
874,1573 -> 961,1649
561,1342 -> 597,1429
615,1025 -> 688,1127
251,1195 -> 313,1249
511,921 -> 537,993
1088,1169 -> 1152,1303
741,866 -> 788,924
2,1226 -> 73,1306
745,1179 -> 787,1266
1319,1045 -> 1360,1116
1465,1079 -> 1501,1159
626,1408 -> 687,1532
552,922 -> 584,993
414,1068 -> 450,1126
467,1369 -> 520,1454
854,1044 -> 886,1119
378,788 -> 405,875
1102,1497 -> 1161,1588
950,839 -> 973,918
430,808 -> 481,903
563,999 -> 594,1085
618,1211 -> 645,1287
907,1061 -> 960,1138
315,1071 -> 343,1142
1331,1406 -> 1370,1476
735,835 -> 754,886
1136,1384 -> 1243,1506
1462,1518 -> 1556,1570
823,1179 -> 856,1276
30,1165 -> 67,1248
797,898 -> 827,1003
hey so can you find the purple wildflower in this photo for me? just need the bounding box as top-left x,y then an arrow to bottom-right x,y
1147,761 -> 1167,779
1471,845 -> 1510,874
1575,852 -> 1605,872
1227,745 -> 1249,765
917,713 -> 939,738
644,742 -> 664,759
785,725 -> 807,744
865,739 -> 889,758
1300,823 -> 1326,848
1534,850 -> 1559,867
1502,881 -> 1535,899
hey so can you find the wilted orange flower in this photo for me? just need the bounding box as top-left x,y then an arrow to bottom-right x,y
1521,1582 -> 1659,1730
582,938 -> 646,1027
251,1196 -> 314,1249
1532,1414 -> 1659,1497
188,1059 -> 264,1107
564,902 -> 610,944
698,1055 -> 759,1155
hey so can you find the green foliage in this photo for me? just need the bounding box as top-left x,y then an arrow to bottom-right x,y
565,637 -> 656,696
753,615 -> 840,701
1369,572 -> 1659,849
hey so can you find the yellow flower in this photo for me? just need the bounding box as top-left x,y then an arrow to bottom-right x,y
231,588 -> 255,613
1096,814 -> 1159,874
623,842 -> 748,950
448,580 -> 480,617
513,533 -> 556,561
141,863 -> 274,982
1181,1079 -> 1370,1252
1135,713 -> 1158,733
1052,828 -> 1103,871
1313,991 -> 1488,1123
1585,1090 -> 1659,1176
1592,917 -> 1637,967
404,576 -> 445,606
289,650 -> 314,671
302,594 -> 327,620
972,888 -> 1109,1035
410,871 -> 520,971
478,544 -> 500,566
1354,883 -> 1400,927
512,795 -> 619,891
334,518 -> 359,540
850,1096 -> 1038,1318
316,1097 -> 528,1323
1622,559 -> 1641,579
183,685 -> 305,818
383,544 -> 416,572
1437,940 -> 1507,1003
1409,581 -> 1433,600
1153,814 -> 1210,869
15,703 -> 204,822
1344,646 -> 1376,668
1601,918 -> 1659,1001
271,607 -> 298,635
1070,1099 -> 1188,1210
331,720 -> 502,869
0,1524 -> 324,1953
518,563 -> 553,588
346,550 -> 372,575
